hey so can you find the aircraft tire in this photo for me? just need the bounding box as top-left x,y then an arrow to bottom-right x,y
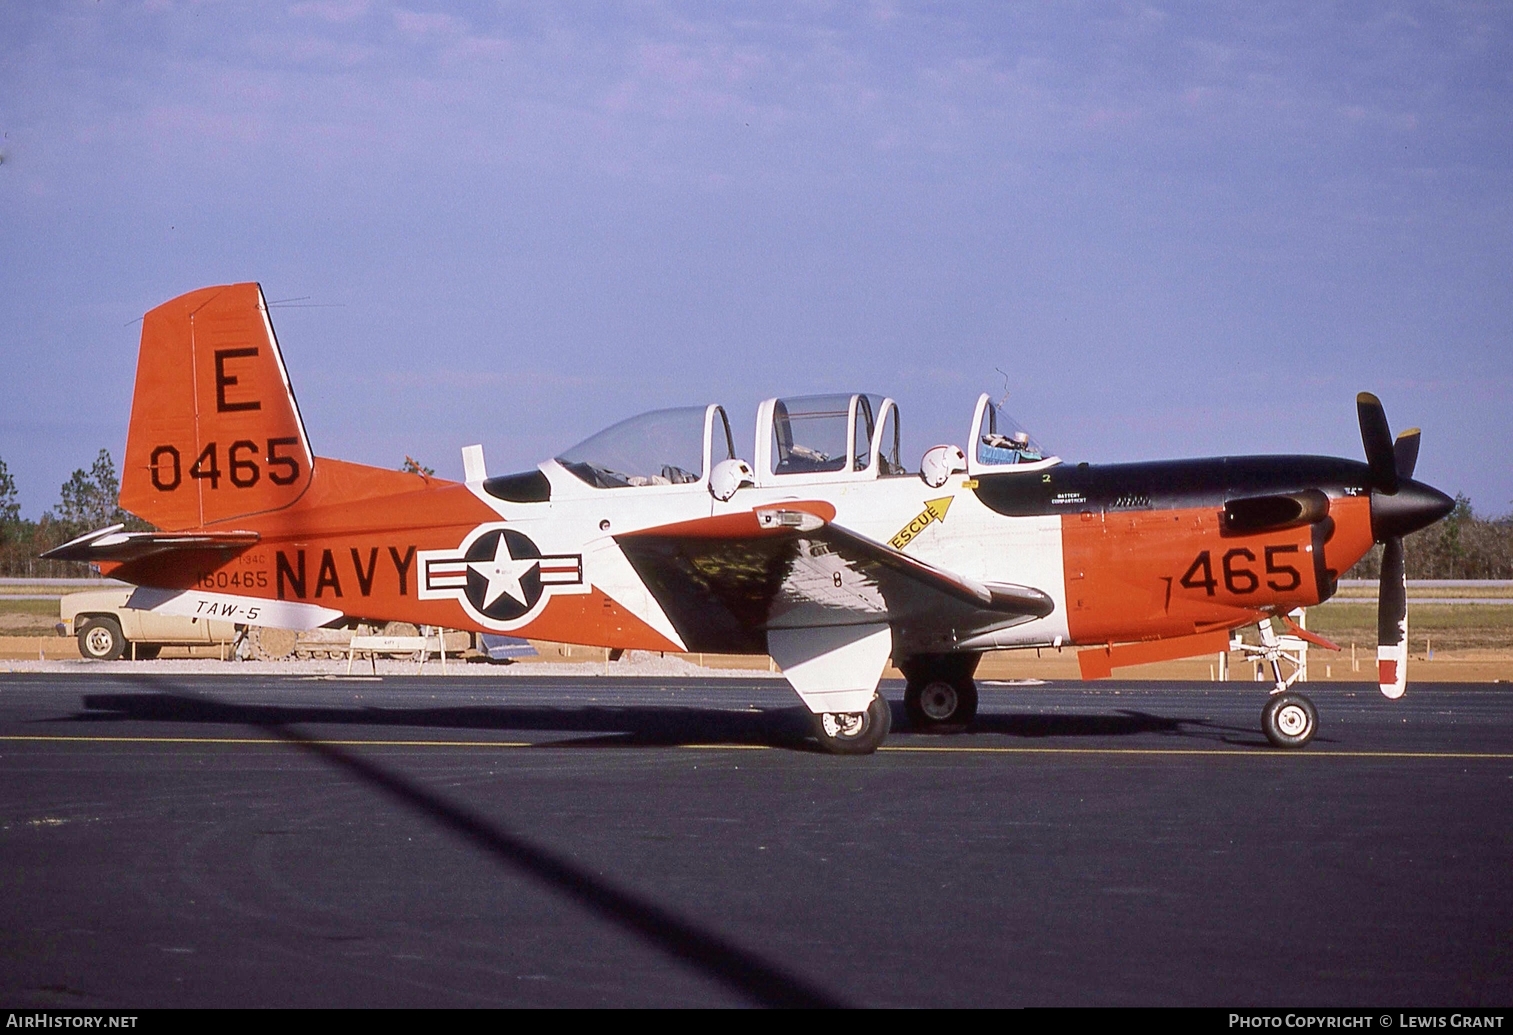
1262,692 -> 1317,749
904,677 -> 978,733
812,694 -> 892,755
78,617 -> 126,661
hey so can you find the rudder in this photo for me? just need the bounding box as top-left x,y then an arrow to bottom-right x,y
121,283 -> 315,531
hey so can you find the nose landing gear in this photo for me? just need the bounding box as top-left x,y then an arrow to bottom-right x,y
1234,617 -> 1322,749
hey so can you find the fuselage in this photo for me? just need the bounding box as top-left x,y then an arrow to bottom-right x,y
104,449 -> 1406,659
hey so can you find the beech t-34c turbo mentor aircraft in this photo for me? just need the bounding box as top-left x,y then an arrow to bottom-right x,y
49,283 -> 1455,754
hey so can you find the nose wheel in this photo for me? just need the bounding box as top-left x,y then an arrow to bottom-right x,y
1261,691 -> 1317,749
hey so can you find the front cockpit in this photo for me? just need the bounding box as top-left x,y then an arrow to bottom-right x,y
967,394 -> 1057,475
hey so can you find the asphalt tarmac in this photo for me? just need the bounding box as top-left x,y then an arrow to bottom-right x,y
1,671 -> 1510,1008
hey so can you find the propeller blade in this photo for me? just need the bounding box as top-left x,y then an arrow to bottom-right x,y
1394,428 -> 1421,482
1357,392 -> 1399,495
1377,536 -> 1407,699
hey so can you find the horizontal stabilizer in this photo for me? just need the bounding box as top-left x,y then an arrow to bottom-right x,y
42,524 -> 260,563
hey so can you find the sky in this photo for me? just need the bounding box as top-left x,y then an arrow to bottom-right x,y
2,1 -> 1510,519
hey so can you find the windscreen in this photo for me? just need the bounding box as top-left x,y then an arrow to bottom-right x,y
557,407 -> 708,488
977,402 -> 1047,467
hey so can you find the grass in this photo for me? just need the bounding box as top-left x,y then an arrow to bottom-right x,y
0,599 -> 64,617
1307,604 -> 1513,651
0,599 -> 65,634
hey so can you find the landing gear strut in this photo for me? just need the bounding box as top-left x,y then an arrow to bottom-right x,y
899,653 -> 980,733
1235,617 -> 1320,749
812,694 -> 892,755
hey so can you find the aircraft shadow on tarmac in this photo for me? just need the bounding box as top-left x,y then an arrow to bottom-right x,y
64,680 -> 845,1008
41,682 -> 1271,1005
64,691 -> 1266,749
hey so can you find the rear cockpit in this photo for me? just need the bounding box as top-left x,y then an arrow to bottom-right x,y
554,405 -> 736,489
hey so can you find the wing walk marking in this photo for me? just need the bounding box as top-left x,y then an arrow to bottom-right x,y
2,735 -> 1509,760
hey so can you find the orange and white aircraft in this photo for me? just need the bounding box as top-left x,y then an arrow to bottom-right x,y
49,283 -> 1455,753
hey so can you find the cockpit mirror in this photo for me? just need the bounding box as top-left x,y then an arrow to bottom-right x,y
920,444 -> 967,488
709,458 -> 755,501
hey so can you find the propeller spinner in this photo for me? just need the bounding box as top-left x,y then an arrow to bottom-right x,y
1355,393 -> 1454,699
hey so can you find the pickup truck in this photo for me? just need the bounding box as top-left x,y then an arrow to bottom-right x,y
57,590 -> 503,663
60,589 -> 236,660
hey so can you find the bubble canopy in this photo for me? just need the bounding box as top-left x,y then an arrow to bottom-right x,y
556,405 -> 735,489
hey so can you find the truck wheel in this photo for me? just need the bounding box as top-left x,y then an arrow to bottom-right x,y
78,617 -> 126,661
247,626 -> 299,662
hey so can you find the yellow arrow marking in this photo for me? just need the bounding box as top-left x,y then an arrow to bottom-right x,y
890,496 -> 955,550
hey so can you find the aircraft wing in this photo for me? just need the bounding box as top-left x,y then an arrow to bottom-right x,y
616,505 -> 1053,653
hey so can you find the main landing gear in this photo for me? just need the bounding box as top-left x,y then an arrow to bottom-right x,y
900,654 -> 981,733
811,695 -> 892,755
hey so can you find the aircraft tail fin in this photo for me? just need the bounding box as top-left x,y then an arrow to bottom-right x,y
120,283 -> 316,531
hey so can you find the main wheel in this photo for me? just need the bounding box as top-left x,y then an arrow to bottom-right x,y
1262,692 -> 1317,749
904,677 -> 979,733
78,617 -> 125,661
812,694 -> 892,755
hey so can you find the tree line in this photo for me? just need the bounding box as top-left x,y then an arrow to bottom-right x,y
1343,495 -> 1513,580
2,450 -> 1511,580
0,450 -> 146,577
0,450 -> 436,578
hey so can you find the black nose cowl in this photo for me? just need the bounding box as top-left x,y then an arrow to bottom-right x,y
1370,479 -> 1456,541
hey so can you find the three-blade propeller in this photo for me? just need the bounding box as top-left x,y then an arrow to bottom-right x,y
1356,392 -> 1422,699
